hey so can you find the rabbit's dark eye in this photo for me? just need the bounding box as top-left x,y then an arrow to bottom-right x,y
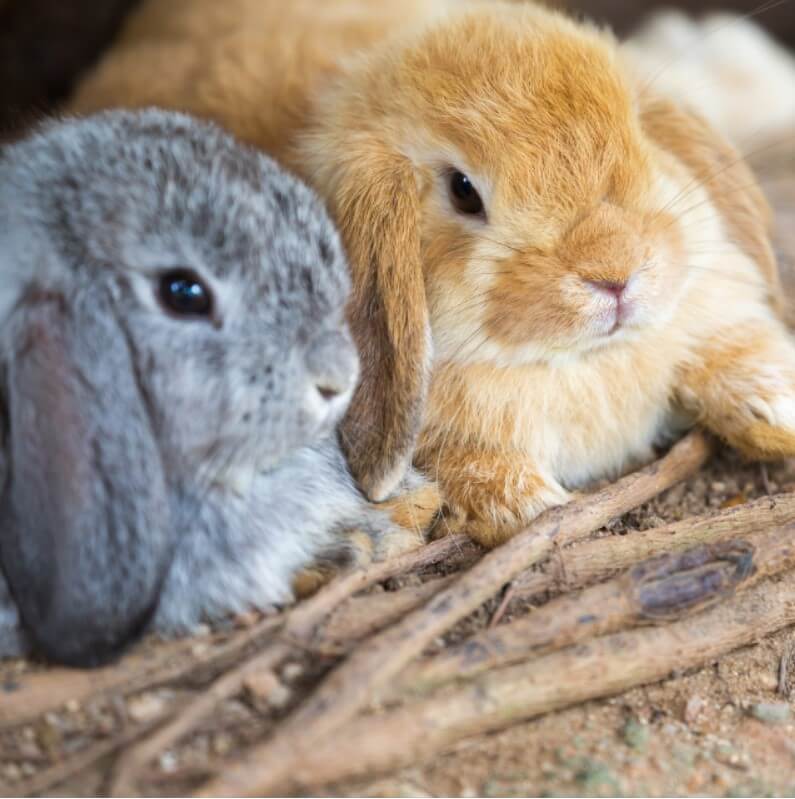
448,170 -> 484,217
158,269 -> 213,317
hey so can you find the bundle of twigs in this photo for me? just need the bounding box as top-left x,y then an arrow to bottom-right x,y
5,427 -> 795,797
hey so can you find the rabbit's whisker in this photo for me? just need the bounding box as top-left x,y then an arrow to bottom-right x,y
653,132 -> 795,225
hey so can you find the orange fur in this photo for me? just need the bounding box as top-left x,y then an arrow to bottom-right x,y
70,0 -> 795,545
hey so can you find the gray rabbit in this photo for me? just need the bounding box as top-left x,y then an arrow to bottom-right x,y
0,110 -> 430,666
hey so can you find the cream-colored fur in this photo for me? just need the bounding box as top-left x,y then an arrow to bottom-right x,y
69,1 -> 795,546
624,11 -> 795,149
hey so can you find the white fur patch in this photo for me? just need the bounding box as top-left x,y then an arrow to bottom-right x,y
762,395 -> 795,431
624,11 -> 795,147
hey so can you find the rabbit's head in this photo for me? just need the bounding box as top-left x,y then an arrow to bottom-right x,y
301,1 -> 776,499
0,110 -> 357,664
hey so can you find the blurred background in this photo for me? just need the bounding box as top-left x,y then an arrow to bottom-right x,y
0,0 -> 793,137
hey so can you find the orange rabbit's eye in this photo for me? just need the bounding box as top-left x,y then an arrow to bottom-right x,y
448,170 -> 484,217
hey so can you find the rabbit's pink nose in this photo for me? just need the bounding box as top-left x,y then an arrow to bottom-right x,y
587,279 -> 627,300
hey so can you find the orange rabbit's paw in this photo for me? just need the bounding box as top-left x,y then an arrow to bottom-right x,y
681,322 -> 795,462
446,469 -> 570,548
292,565 -> 337,598
379,480 -> 444,536
729,392 -> 795,460
690,367 -> 795,460
370,477 -> 443,558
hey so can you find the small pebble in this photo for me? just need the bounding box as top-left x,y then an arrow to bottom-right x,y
244,672 -> 291,710
684,694 -> 705,724
749,701 -> 790,724
159,751 -> 178,773
2,764 -> 21,782
244,671 -> 278,699
17,739 -> 42,760
757,670 -> 779,692
127,692 -> 166,723
575,760 -> 619,794
212,732 -> 233,756
621,718 -> 649,751
282,662 -> 304,682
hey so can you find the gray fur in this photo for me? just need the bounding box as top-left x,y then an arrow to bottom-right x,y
0,110 -> 398,664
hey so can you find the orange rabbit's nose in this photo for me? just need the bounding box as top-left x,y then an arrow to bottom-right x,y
587,279 -> 627,300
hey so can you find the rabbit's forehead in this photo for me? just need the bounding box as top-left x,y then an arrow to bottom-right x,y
402,9 -> 652,215
48,146 -> 349,312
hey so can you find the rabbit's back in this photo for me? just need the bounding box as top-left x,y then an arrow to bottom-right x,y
69,0 -> 449,162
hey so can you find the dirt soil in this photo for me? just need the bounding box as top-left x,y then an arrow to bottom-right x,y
0,144 -> 793,799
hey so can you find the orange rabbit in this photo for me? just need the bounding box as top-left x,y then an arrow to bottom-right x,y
71,0 -> 795,546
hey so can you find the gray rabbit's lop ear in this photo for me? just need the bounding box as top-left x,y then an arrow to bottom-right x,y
0,289 -> 173,666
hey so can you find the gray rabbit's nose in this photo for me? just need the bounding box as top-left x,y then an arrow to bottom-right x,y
306,331 -> 359,401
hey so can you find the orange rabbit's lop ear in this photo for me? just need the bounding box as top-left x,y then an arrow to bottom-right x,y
638,93 -> 782,310
309,138 -> 430,501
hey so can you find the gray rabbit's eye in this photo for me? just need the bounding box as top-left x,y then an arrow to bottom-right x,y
158,269 -> 213,318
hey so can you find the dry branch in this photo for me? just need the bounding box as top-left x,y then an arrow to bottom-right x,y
395,523 -> 795,695
212,568 -> 795,795
0,614 -> 300,732
317,576 -> 457,646
109,533 -> 472,795
321,493 -> 795,652
1,535 -> 472,735
195,430 -> 711,797
514,492 -> 795,600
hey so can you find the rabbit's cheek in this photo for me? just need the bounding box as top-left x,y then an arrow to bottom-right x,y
300,382 -> 342,436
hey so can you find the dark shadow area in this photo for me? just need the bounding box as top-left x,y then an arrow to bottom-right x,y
0,0 -> 141,137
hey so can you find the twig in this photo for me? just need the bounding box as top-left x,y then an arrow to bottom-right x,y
760,463 -> 773,496
109,535 -> 471,795
514,492 -> 795,601
108,643 -> 292,797
488,582 -> 516,629
778,641 -> 795,698
0,618 -> 283,731
395,524 -> 795,696
195,431 -> 711,797
1,535 -> 472,735
318,576 -> 457,646
218,569 -> 795,795
322,493 -> 795,651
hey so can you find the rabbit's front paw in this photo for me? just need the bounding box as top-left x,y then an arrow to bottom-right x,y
460,483 -> 570,547
378,480 -> 443,537
680,321 -> 795,460
732,390 -> 795,459
428,447 -> 569,547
